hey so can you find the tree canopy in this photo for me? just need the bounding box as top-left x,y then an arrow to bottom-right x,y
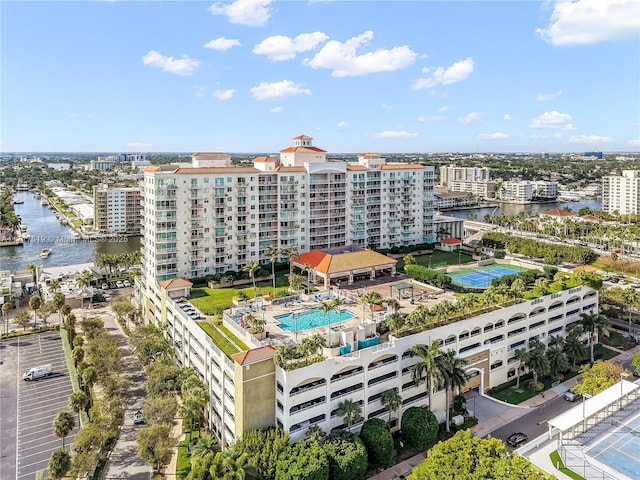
573,360 -> 629,396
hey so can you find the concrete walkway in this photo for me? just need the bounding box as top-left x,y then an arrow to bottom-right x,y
74,305 -> 152,480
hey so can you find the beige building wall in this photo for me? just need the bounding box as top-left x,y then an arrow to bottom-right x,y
233,358 -> 276,437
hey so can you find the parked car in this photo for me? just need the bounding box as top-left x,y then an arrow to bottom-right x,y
123,280 -> 131,287
133,409 -> 145,425
507,432 -> 528,447
564,389 -> 582,402
101,283 -> 109,290
103,294 -> 112,302
116,281 -> 125,288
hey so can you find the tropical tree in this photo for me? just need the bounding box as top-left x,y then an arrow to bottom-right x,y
514,348 -> 529,389
2,301 -> 13,334
211,450 -> 254,480
282,245 -> 299,280
76,270 -> 94,307
29,295 -> 42,329
49,278 -> 61,294
191,434 -> 220,460
358,290 -> 383,323
53,411 -> 75,449
546,344 -> 570,379
580,311 -> 609,364
14,309 -> 31,331
410,341 -> 442,410
336,399 -> 362,429
384,298 -> 401,314
380,388 -> 402,424
69,390 -> 90,424
524,340 -> 550,392
386,312 -> 405,337
564,333 -> 587,367
52,293 -> 66,324
622,288 -> 640,338
48,448 -> 71,480
243,261 -> 260,302
267,246 -> 280,291
302,263 -> 314,294
436,351 -> 467,433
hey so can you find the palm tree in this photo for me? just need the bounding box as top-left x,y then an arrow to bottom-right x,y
509,278 -> 526,300
242,261 -> 260,303
282,245 -> 299,280
386,312 -> 405,337
336,399 -> 362,429
53,293 -> 66,324
82,366 -> 98,393
409,341 -> 442,410
622,288 -> 640,339
514,348 -> 529,389
49,278 -> 61,294
52,411 -> 75,449
563,333 -> 586,367
579,311 -> 609,364
358,291 -> 383,324
524,340 -> 550,392
76,270 -> 93,308
320,300 -> 334,329
2,301 -> 12,335
29,295 -> 42,329
191,434 -> 220,460
266,246 -> 280,291
384,298 -> 401,314
436,351 -> 467,433
211,450 -> 253,480
68,391 -> 89,425
380,388 -> 402,424
546,344 -> 569,379
302,263 -> 314,294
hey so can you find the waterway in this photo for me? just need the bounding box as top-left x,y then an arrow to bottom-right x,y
1,192 -> 141,272
443,198 -> 602,221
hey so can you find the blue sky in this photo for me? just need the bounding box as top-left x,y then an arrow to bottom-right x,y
2,0 -> 639,153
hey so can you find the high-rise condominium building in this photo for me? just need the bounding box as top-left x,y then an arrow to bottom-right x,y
93,185 -> 142,234
602,170 -> 640,215
140,135 -> 435,285
439,164 -> 491,186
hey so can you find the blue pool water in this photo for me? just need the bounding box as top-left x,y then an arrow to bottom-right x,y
275,308 -> 354,332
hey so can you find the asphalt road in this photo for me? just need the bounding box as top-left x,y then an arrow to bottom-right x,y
1,331 -> 79,480
489,394 -> 575,446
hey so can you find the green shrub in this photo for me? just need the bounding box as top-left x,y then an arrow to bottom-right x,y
322,431 -> 367,480
359,418 -> 393,466
401,407 -> 438,450
275,440 -> 329,480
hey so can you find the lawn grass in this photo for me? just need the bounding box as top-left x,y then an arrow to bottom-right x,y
549,450 -> 586,480
396,249 -> 474,271
60,326 -> 90,425
176,438 -> 192,480
198,321 -> 241,358
218,325 -> 250,351
491,369 -> 579,405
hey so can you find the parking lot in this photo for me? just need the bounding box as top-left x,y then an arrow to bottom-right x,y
0,331 -> 79,480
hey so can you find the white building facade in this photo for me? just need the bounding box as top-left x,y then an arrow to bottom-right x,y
439,165 -> 491,186
602,170 -> 640,215
93,185 -> 142,234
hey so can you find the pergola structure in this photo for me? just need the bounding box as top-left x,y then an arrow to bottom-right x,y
548,379 -> 640,474
389,281 -> 414,301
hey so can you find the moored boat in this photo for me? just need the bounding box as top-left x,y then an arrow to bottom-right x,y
40,248 -> 52,258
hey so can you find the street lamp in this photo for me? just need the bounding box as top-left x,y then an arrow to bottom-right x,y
582,393 -> 592,432
620,372 -> 630,408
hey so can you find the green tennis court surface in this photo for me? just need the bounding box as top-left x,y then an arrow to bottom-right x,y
448,264 -> 530,288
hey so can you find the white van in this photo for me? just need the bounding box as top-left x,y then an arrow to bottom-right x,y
23,364 -> 53,381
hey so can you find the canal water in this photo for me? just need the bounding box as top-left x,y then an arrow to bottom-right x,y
443,198 -> 602,221
1,192 -> 141,272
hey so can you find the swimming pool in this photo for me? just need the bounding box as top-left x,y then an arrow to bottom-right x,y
275,308 -> 355,332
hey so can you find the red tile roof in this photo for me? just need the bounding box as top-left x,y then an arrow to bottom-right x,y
159,278 -> 193,289
293,135 -> 313,140
581,214 -> 600,221
279,146 -> 327,153
441,237 -> 462,245
541,209 -> 575,217
232,345 -> 275,365
346,165 -> 368,171
293,249 -> 396,274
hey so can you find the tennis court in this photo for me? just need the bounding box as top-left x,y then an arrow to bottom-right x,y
585,415 -> 640,480
448,264 -> 530,288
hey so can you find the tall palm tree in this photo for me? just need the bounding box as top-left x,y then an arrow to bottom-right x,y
242,261 -> 260,303
579,311 -> 609,364
282,245 -> 299,280
49,278 -> 61,294
336,399 -> 362,429
380,388 -> 402,424
53,293 -> 66,324
358,291 -> 383,324
266,246 -> 280,291
2,301 -> 12,335
29,295 -> 42,329
622,288 -> 640,339
302,263 -> 314,294
52,411 -> 75,449
386,312 -> 405,337
436,350 -> 467,433
75,270 -> 93,308
320,300 -> 334,329
409,341 -> 442,410
68,391 -> 89,425
563,333 -> 586,367
524,340 -> 550,391
514,347 -> 529,389
546,344 -> 569,378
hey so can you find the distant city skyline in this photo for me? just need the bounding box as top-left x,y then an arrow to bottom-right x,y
2,0 -> 639,154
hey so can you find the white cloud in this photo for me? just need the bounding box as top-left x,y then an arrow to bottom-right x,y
380,104 -> 392,110
370,130 -> 418,139
438,105 -> 449,113
253,32 -> 329,61
213,89 -> 235,100
412,57 -> 475,90
504,113 -> 512,120
564,123 -> 577,130
568,134 -> 614,144
337,121 -> 349,127
204,37 -> 241,51
478,132 -> 509,140
418,115 -> 445,122
142,50 -> 200,76
250,80 -> 311,101
458,112 -> 483,124
537,0 -> 640,46
208,0 -> 272,26
270,106 -> 283,113
304,30 -> 417,77
529,110 -> 572,128
628,139 -> 640,147
127,142 -> 152,148
195,86 -> 208,97
537,90 -> 563,102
